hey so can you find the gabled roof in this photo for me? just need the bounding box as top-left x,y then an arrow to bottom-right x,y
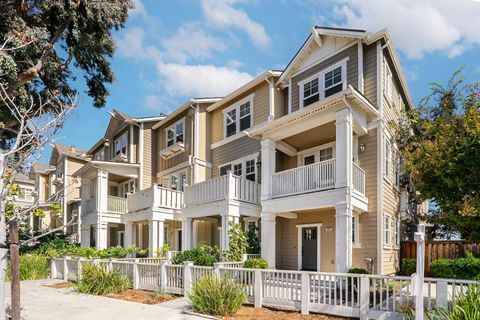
14,172 -> 34,185
277,26 -> 413,110
49,142 -> 89,165
29,163 -> 55,179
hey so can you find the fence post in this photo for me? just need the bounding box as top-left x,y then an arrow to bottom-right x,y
183,261 -> 193,297
50,259 -> 57,279
108,259 -> 113,272
160,261 -> 167,292
359,276 -> 370,320
63,257 -> 68,281
132,258 -> 139,289
254,269 -> 263,308
241,254 -> 248,263
414,224 -> 425,320
436,281 -> 448,308
213,262 -> 221,278
167,251 -> 173,263
301,272 -> 310,315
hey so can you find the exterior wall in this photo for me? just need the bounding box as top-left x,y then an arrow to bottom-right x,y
66,158 -> 85,200
290,43 -> 358,113
142,122 -> 156,189
211,137 -> 260,178
363,43 -> 377,106
273,86 -> 286,120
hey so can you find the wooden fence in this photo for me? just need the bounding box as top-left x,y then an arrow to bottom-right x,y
401,241 -> 480,273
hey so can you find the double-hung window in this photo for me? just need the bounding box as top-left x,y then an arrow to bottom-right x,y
166,119 -> 185,147
224,96 -> 253,138
114,132 -> 128,156
245,159 -> 256,181
324,66 -> 343,97
394,153 -> 401,189
219,155 -> 257,182
302,78 -> 319,107
384,213 -> 391,246
384,59 -> 393,101
56,163 -> 64,179
385,138 -> 392,178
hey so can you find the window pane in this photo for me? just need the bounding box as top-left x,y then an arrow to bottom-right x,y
240,116 -> 251,131
324,83 -> 343,97
226,109 -> 236,124
240,102 -> 250,118
303,78 -> 319,107
233,163 -> 242,176
220,165 -> 231,176
304,155 -> 315,166
226,123 -> 236,137
303,94 -> 319,107
319,148 -> 333,162
245,159 -> 255,181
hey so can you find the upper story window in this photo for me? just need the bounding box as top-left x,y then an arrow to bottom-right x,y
352,214 -> 360,246
95,148 -> 105,160
219,154 -> 258,182
121,180 -> 136,198
56,162 -> 64,179
384,133 -> 392,179
114,132 -> 128,156
384,213 -> 391,246
384,58 -> 393,101
166,119 -> 185,147
394,153 -> 401,189
223,95 -> 253,138
299,143 -> 335,167
299,57 -> 348,108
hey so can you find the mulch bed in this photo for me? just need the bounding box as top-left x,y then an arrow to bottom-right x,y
223,306 -> 350,320
106,289 -> 177,304
43,282 -> 74,289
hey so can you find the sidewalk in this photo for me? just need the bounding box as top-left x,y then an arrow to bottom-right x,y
6,279 -> 208,320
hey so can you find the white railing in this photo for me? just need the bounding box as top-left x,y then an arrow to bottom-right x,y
242,253 -> 261,262
85,198 -> 96,214
107,195 -> 127,214
184,172 -> 260,207
127,185 -> 183,213
52,257 -> 480,319
352,163 -> 366,195
271,159 -> 336,198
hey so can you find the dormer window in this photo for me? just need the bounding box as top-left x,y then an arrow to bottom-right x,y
299,57 -> 348,108
166,119 -> 185,147
114,132 -> 128,156
223,95 -> 253,138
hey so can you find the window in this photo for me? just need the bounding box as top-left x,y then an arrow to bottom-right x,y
324,66 -> 343,97
223,96 -> 253,138
384,59 -> 393,101
385,138 -> 392,178
220,164 -> 232,176
319,147 -> 333,162
166,119 -> 185,147
352,215 -> 360,246
170,175 -> 178,190
179,173 -> 186,192
384,214 -> 391,246
394,154 -> 401,189
303,155 -> 315,166
219,155 -> 257,182
395,220 -> 400,247
95,148 -> 105,160
299,144 -> 335,167
56,163 -> 63,179
299,58 -> 348,108
245,159 -> 256,182
121,180 -> 136,198
114,132 -> 128,156
302,78 -> 319,106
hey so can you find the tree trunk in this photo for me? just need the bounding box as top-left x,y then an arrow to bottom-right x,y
9,220 -> 20,320
0,157 -> 7,320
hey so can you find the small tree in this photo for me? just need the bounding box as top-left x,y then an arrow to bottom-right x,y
222,222 -> 247,262
245,223 -> 260,254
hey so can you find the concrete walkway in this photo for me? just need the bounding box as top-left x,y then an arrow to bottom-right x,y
6,279 -> 208,320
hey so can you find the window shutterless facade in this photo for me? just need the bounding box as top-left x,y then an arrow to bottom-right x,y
223,95 -> 253,138
166,118 -> 185,147
114,132 -> 128,156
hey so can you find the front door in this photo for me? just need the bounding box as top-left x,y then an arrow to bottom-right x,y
302,227 -> 318,271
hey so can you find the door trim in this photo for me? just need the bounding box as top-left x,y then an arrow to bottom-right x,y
296,223 -> 322,271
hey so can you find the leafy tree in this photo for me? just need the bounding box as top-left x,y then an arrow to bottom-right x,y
394,69 -> 480,240
245,223 -> 260,254
0,0 -> 133,142
222,222 -> 247,262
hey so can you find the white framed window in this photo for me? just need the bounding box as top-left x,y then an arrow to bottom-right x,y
114,132 -> 128,156
394,153 -> 401,189
121,179 -> 136,198
384,213 -> 392,246
352,214 -> 360,247
56,162 -> 64,179
219,154 -> 258,182
165,118 -> 185,147
162,171 -> 187,191
95,148 -> 105,160
298,142 -> 335,167
244,219 -> 259,233
384,136 -> 392,179
384,58 -> 393,101
395,219 -> 400,247
299,57 -> 348,108
223,95 -> 253,138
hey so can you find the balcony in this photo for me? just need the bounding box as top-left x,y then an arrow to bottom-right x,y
127,185 -> 183,213
270,159 -> 365,199
107,195 -> 127,214
184,172 -> 260,207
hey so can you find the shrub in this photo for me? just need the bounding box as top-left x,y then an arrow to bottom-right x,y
189,275 -> 246,316
245,223 -> 260,254
76,263 -> 128,295
401,258 -> 416,276
430,256 -> 480,280
172,244 -> 217,266
222,222 -> 247,262
156,243 -> 170,257
348,268 -> 370,275
435,285 -> 480,319
6,255 -> 50,281
243,258 -> 268,269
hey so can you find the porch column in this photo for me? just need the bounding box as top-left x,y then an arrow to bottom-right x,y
335,202 -> 352,273
80,225 -> 90,248
182,218 -> 193,250
138,224 -> 144,249
148,219 -> 164,257
132,222 -> 137,247
124,221 -> 133,249
96,169 -> 109,213
96,221 -> 108,249
260,139 -> 276,200
261,212 -> 276,268
335,108 -> 353,189
220,215 -> 239,253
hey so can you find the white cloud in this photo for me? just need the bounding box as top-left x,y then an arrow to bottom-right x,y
143,94 -> 164,111
162,23 -> 228,63
201,0 -> 271,49
115,27 -> 162,62
331,0 -> 480,59
130,0 -> 148,19
156,62 -> 253,97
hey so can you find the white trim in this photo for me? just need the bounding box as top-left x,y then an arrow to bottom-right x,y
296,223 -> 322,271
298,57 -> 349,109
352,213 -> 361,249
223,93 -> 254,139
376,121 -> 384,274
296,141 -> 336,167
165,117 -> 186,148
139,123 -> 144,190
156,160 -> 190,177
383,212 -> 392,248
218,152 -> 259,182
357,40 -> 364,93
288,79 -> 292,114
211,131 -> 247,149
376,42 -> 383,113
129,125 -> 134,162
193,105 -> 200,183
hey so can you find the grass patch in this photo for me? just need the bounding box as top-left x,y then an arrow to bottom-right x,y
75,263 -> 128,295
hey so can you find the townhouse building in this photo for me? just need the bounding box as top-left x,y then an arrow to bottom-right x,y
10,172 -> 35,230
29,163 -> 56,231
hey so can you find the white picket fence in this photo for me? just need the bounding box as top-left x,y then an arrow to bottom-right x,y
51,256 -> 478,320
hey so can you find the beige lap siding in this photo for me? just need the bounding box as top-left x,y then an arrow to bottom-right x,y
210,136 -> 260,178
363,43 -> 378,107
141,122 -> 155,189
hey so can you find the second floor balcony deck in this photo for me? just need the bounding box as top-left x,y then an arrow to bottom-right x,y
127,185 -> 183,213
85,195 -> 127,215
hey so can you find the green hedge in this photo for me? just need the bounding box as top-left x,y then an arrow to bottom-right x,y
430,256 -> 480,280
172,245 -> 217,266
243,258 -> 268,269
401,258 -> 416,276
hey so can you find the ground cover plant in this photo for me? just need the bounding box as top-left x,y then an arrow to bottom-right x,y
75,263 -> 129,295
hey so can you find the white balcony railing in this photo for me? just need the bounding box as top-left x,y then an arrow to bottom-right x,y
352,162 -> 366,195
127,185 -> 183,213
85,198 -> 96,214
184,172 -> 260,207
271,159 -> 336,198
107,195 -> 127,214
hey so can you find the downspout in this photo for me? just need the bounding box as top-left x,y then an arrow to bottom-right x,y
188,102 -> 198,184
376,40 -> 385,274
265,72 -> 275,122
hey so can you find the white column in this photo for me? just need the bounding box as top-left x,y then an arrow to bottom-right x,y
335,108 -> 353,189
132,222 -> 137,247
81,225 -> 90,248
335,202 -> 352,273
220,215 -> 239,252
414,224 -> 425,320
138,224 -> 144,249
96,221 -> 108,250
261,212 -> 276,268
260,139 -> 276,200
182,218 -> 193,250
124,222 -> 133,249
148,219 -> 164,257
96,169 -> 109,213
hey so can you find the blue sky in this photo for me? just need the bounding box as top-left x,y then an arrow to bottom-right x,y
48,0 -> 480,161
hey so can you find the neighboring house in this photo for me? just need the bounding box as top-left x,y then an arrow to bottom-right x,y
9,172 -> 35,230
75,110 -> 165,252
29,163 -> 56,232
